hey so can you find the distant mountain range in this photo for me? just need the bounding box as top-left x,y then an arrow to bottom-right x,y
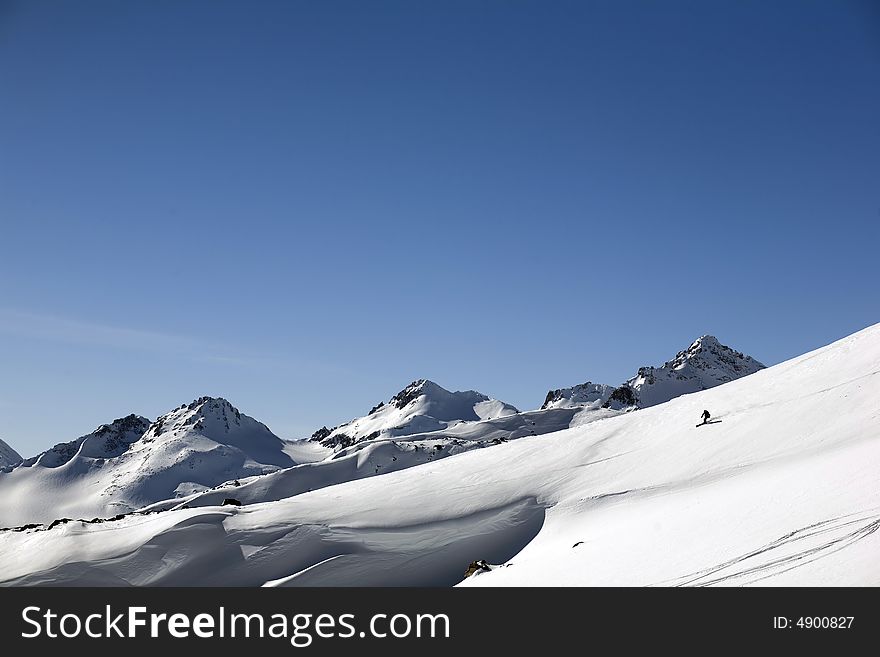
0,335 -> 764,528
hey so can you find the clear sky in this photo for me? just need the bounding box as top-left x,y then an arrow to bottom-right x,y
1,0 -> 878,454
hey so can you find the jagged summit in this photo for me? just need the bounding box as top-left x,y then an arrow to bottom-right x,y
141,396 -> 293,469
144,396 -> 247,440
0,397 -> 294,525
689,335 -> 721,347
541,335 -> 764,413
666,335 -> 763,376
0,438 -> 22,471
603,335 -> 765,410
390,379 -> 453,408
541,382 -> 615,410
311,379 -> 519,450
390,379 -> 493,410
18,414 -> 152,469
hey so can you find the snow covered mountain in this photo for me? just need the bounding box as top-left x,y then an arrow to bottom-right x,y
541,382 -> 615,410
1,323 -> 876,586
543,335 -> 764,412
140,402 -> 616,514
310,379 -> 519,449
0,339 -> 764,530
0,397 -> 295,526
16,414 -> 151,469
0,438 -> 22,471
603,335 -> 765,410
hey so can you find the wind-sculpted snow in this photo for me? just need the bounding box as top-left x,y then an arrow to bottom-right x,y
3,498 -> 545,587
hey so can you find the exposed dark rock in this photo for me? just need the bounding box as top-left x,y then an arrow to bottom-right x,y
464,559 -> 491,578
635,367 -> 656,385
540,381 -> 614,410
320,432 -> 355,449
602,385 -> 638,408
145,418 -> 165,439
542,389 -> 561,409
318,429 -> 381,450
47,518 -> 72,530
310,426 -> 333,442
391,379 -> 428,409
222,498 -> 242,506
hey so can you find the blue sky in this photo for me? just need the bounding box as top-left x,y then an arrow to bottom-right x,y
1,0 -> 878,454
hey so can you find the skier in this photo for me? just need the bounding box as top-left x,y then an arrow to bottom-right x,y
700,409 -> 711,425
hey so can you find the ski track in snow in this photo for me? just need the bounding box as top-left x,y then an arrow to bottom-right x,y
657,509 -> 880,587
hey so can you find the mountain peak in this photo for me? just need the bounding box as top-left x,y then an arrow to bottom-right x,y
681,334 -> 725,358
188,396 -> 240,416
17,414 -> 152,469
541,381 -> 616,410
390,379 -> 447,408
666,335 -> 764,374
0,438 -> 22,471
94,414 -> 151,437
144,396 -> 250,441
601,335 -> 765,410
690,334 -> 721,349
1,399 -> 294,524
78,414 -> 152,460
311,379 -> 515,449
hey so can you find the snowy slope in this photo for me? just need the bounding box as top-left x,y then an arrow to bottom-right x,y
0,381 -> 580,527
311,379 -> 519,449
1,323 -> 877,586
139,403 -> 618,513
0,438 -> 22,471
0,398 -> 294,526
